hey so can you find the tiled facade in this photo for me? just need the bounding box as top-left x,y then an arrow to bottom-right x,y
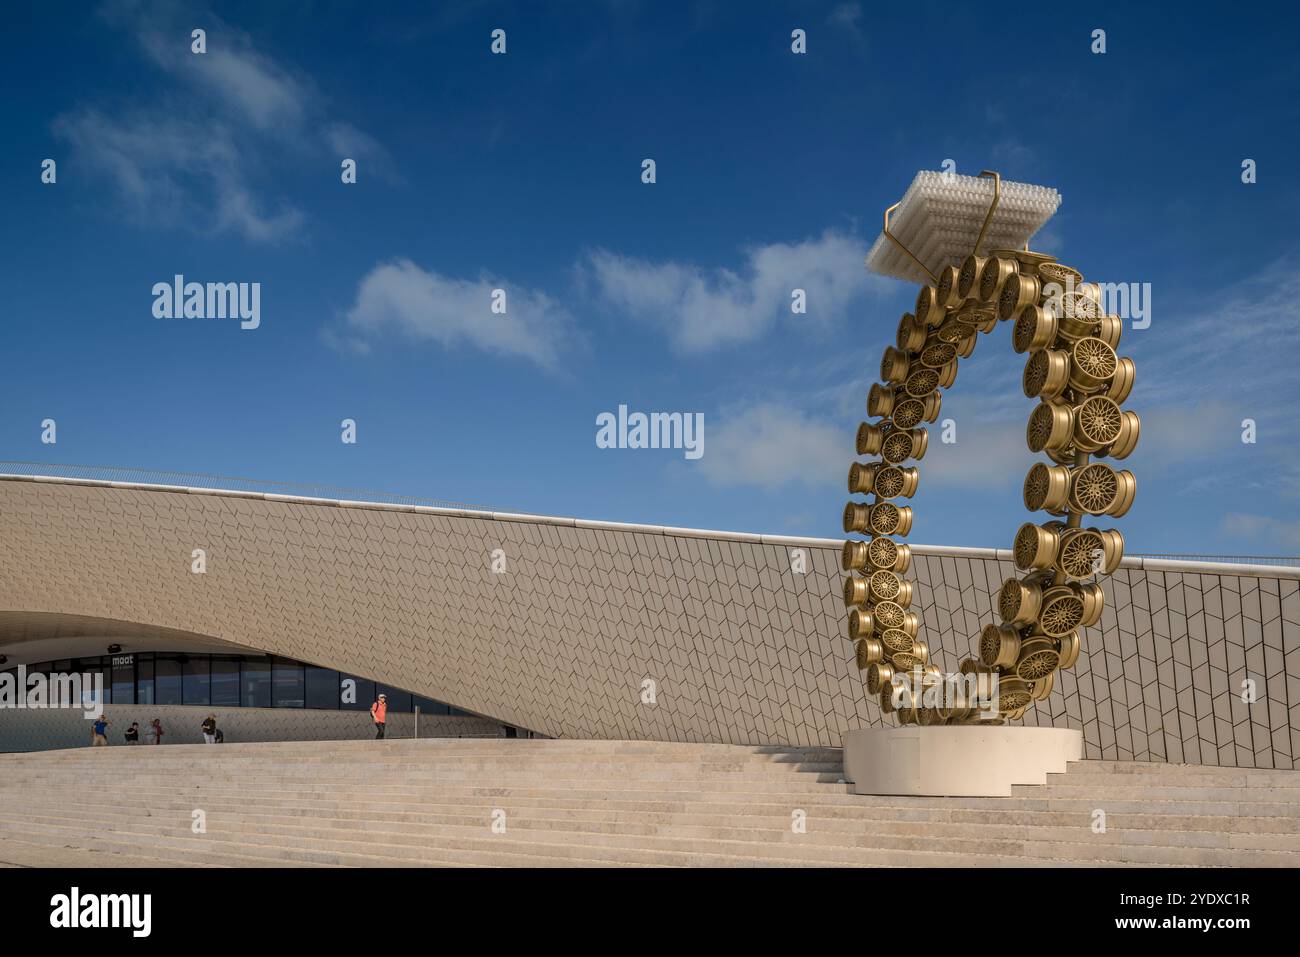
1,476 -> 1297,767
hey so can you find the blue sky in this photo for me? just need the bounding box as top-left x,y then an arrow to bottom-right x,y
3,0 -> 1300,553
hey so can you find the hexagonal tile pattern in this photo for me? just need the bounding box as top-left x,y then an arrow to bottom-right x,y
1,477 -> 1297,768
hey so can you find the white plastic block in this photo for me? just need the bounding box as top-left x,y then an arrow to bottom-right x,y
865,171 -> 1062,284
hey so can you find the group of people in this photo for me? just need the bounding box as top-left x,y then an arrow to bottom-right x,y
86,697 -> 394,746
89,715 -> 224,746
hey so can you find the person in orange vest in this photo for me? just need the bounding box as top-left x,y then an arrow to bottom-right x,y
370,693 -> 388,739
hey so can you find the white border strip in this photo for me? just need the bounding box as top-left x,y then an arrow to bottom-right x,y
3,472 -> 1297,580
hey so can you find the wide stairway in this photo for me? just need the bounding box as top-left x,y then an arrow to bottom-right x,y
0,739 -> 1297,867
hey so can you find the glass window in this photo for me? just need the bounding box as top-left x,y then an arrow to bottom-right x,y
211,656 -> 240,707
304,667 -> 339,710
183,657 -> 211,707
136,655 -> 155,705
155,655 -> 183,705
272,658 -> 305,708
242,656 -> 271,708
378,687 -> 412,713
93,663 -> 111,708
339,674 -> 374,711
11,647 -> 444,717
111,656 -> 135,706
47,670 -> 73,708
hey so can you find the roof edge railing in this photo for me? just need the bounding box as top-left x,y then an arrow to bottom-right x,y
0,461 -> 497,513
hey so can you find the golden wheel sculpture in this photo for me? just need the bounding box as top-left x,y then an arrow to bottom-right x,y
844,170 -> 1140,724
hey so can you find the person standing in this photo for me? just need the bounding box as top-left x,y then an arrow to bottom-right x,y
370,693 -> 388,739
124,721 -> 139,745
201,714 -> 217,744
90,715 -> 110,746
148,717 -> 164,745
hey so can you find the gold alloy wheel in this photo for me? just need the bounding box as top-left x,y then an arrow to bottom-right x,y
843,250 -> 1140,723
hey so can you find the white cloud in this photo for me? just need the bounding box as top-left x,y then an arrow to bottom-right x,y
187,48 -> 307,131
698,403 -> 845,490
120,3 -> 309,132
55,1 -> 392,242
53,108 -> 304,241
1217,513 -> 1300,551
335,259 -> 575,370
918,418 -> 1037,491
582,231 -> 888,352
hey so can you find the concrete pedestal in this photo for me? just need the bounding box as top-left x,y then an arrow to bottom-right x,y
842,725 -> 1083,797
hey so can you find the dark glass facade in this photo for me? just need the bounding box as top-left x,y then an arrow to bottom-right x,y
1,652 -> 471,717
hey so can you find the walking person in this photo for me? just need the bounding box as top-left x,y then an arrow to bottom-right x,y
90,715 -> 110,746
124,721 -> 140,745
147,717 -> 164,745
201,714 -> 217,744
370,693 -> 388,739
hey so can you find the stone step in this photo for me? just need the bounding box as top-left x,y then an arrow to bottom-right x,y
0,747 -> 841,765
0,780 -> 858,803
0,815 -> 879,868
0,819 -> 548,868
0,775 -> 850,795
0,754 -> 842,769
1017,784 -> 1300,801
12,797 -> 1300,854
0,814 -> 1090,868
0,826 -> 322,868
9,781 -> 1300,821
12,773 -> 1300,807
10,785 -> 1300,821
1063,760 -> 1293,774
0,762 -> 844,781
3,741 -> 1294,867
0,740 -> 842,759
1044,768 -> 1300,788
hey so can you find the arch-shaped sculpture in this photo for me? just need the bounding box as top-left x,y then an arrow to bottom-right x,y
843,173 -> 1140,723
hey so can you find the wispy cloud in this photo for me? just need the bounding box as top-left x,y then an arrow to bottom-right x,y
826,3 -> 867,52
581,230 -> 889,353
53,107 -> 304,241
54,1 -> 394,242
698,402 -> 845,490
332,259 -> 577,371
1217,512 -> 1300,551
918,417 -> 1037,491
123,4 -> 310,132
1130,256 -> 1300,408
990,137 -> 1037,173
727,256 -> 1300,507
